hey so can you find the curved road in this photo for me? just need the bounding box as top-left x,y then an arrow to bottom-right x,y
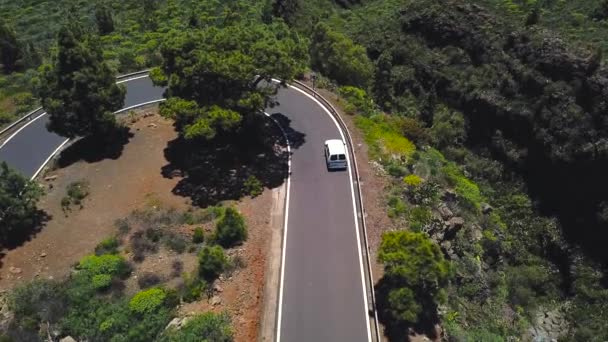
0,76 -> 371,342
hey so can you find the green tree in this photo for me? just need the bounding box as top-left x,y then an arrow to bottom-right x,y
35,21 -> 125,139
430,105 -> 466,149
272,0 -> 300,25
310,22 -> 373,88
151,22 -> 308,140
378,231 -> 450,325
160,312 -> 233,342
0,19 -> 23,74
214,207 -> 247,247
199,245 -> 227,281
95,2 -> 115,35
0,162 -> 43,241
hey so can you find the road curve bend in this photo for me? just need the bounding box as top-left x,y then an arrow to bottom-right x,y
0,75 -> 372,342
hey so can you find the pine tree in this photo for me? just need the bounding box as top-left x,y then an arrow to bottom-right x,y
95,2 -> 115,35
0,162 -> 43,242
35,21 -> 125,138
0,20 -> 23,74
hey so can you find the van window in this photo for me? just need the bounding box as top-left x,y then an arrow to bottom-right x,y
330,155 -> 338,161
338,154 -> 346,160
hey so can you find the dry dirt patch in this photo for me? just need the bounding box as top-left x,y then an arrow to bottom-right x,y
0,110 -> 186,289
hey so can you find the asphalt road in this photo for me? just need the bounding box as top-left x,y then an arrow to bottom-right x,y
0,76 -> 370,341
0,75 -> 166,178
270,86 -> 370,342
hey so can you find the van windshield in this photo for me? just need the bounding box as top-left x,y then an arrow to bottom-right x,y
338,154 -> 346,160
330,155 -> 338,161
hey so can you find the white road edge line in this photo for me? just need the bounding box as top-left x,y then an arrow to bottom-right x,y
277,81 -> 373,342
264,111 -> 291,342
0,112 -> 47,149
116,74 -> 150,83
30,138 -> 70,180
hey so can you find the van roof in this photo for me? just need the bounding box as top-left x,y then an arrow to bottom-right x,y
325,139 -> 346,155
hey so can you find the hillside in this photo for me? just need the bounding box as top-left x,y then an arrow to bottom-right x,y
288,0 -> 608,340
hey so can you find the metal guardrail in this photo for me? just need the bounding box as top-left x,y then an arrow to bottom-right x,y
0,107 -> 44,137
292,80 -> 382,342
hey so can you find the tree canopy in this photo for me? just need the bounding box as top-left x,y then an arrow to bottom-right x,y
95,2 -> 115,35
0,162 -> 43,241
0,19 -> 23,74
35,21 -> 125,138
310,22 -> 373,88
378,231 -> 450,325
151,22 -> 308,140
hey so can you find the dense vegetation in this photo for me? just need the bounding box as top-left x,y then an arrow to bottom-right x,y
295,0 -> 608,340
0,162 -> 43,244
3,205 -> 246,341
2,0 -> 608,340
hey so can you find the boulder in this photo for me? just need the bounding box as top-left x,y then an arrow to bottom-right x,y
165,317 -> 182,330
9,267 -> 21,274
438,204 -> 453,220
447,217 -> 465,230
60,337 -> 77,342
481,203 -> 493,214
209,296 -> 222,306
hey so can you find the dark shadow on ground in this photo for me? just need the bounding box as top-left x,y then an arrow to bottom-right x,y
162,114 -> 305,207
0,209 -> 51,268
375,277 -> 441,341
56,126 -> 133,168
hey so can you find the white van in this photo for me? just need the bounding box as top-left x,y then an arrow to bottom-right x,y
324,139 -> 348,170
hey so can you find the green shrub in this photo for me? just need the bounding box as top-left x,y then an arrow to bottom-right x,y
164,233 -> 187,254
443,164 -> 483,210
387,196 -> 407,218
409,206 -> 432,232
160,312 -> 233,342
9,280 -> 66,325
243,175 -> 263,197
91,274 -> 113,290
310,23 -> 374,88
378,231 -> 451,325
355,115 -> 416,160
386,163 -> 408,177
182,206 -> 225,225
214,207 -> 247,248
180,273 -> 207,302
78,254 -> 129,277
95,236 -> 120,255
66,180 -> 90,207
430,105 -> 466,149
199,246 -> 227,281
193,227 -> 205,244
403,174 -> 423,187
129,288 -> 166,314
339,86 -> 376,116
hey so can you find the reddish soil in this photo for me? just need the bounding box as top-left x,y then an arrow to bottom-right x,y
0,108 -> 276,342
0,110 -> 186,289
178,191 -> 272,342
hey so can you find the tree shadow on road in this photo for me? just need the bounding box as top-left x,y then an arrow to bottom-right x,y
56,126 -> 133,168
161,114 -> 305,207
375,277 -> 441,342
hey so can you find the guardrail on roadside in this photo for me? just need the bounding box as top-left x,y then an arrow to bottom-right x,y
291,80 -> 382,342
0,107 -> 44,137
